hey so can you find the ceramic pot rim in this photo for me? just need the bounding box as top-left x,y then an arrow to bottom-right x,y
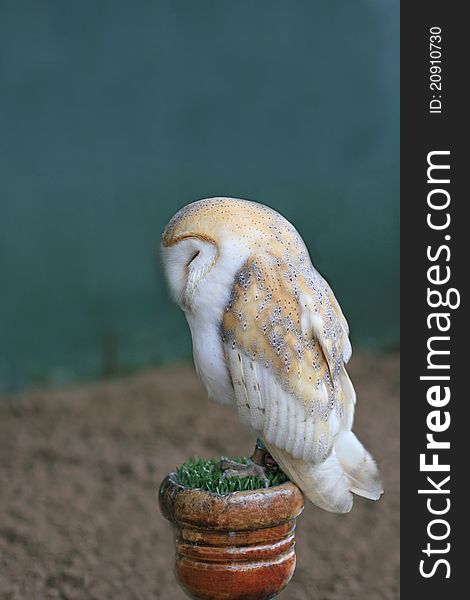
159,472 -> 304,530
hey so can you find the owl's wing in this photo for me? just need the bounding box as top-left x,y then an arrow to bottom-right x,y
222,254 -> 382,512
222,253 -> 355,462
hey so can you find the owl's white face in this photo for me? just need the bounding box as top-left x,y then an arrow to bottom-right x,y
161,236 -> 218,312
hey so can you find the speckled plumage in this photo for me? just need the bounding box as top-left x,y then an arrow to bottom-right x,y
162,198 -> 383,512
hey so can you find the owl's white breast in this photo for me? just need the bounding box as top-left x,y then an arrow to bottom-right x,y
184,235 -> 250,407
186,313 -> 234,406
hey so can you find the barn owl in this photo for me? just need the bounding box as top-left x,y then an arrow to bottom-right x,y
161,197 -> 383,513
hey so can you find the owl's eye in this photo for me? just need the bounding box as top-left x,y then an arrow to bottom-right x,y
187,250 -> 200,267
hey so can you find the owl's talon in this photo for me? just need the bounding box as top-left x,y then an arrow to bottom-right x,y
219,458 -> 247,471
218,458 -> 270,488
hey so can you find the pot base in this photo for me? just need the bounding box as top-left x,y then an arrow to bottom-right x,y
159,473 -> 304,600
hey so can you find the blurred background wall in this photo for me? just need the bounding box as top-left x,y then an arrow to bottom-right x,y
0,0 -> 399,392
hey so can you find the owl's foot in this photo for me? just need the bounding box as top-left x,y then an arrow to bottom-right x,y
218,458 -> 270,488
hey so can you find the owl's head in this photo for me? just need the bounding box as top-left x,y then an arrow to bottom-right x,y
161,197 -> 306,312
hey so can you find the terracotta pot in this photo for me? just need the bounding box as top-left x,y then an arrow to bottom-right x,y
159,473 -> 304,600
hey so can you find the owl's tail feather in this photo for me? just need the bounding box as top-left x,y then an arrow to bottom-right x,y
334,430 -> 384,501
265,430 -> 383,513
264,443 -> 354,513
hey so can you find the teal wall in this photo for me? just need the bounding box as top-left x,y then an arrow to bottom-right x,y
0,1 -> 399,392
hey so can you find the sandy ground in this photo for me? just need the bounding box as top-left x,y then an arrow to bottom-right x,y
0,353 -> 399,599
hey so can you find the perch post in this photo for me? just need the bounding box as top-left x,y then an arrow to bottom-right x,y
159,473 -> 304,600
